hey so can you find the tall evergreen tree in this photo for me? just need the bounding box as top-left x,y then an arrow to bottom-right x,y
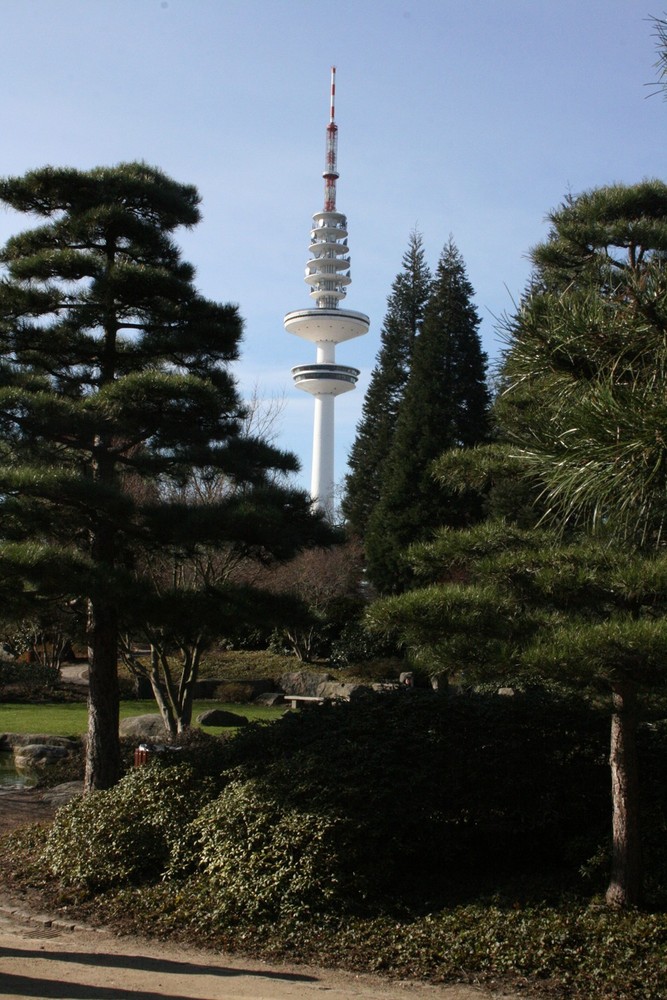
0,162 -> 330,791
365,237 -> 491,592
368,181 -> 667,908
342,231 -> 432,535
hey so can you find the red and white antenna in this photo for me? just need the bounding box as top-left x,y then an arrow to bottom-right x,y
323,66 -> 339,212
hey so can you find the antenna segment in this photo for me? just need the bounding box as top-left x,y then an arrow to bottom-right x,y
324,66 -> 338,212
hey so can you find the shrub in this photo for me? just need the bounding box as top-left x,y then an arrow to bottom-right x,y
210,681 -> 257,703
190,688 -> 614,911
172,779 -> 358,920
43,762 -> 212,888
329,621 -> 400,668
0,659 -> 60,699
170,728 -> 232,785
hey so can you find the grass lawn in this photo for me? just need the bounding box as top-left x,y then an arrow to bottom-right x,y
0,700 -> 285,737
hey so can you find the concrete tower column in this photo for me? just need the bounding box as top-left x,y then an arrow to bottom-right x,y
311,394 -> 335,520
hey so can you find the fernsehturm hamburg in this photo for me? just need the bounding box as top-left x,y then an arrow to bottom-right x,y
284,67 -> 370,520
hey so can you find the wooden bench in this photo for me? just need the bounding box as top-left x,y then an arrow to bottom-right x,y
285,695 -> 326,709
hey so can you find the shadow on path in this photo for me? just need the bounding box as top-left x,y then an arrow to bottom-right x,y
0,945 -> 317,981
0,969 -> 201,999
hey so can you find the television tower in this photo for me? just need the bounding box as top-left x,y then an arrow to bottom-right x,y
284,67 -> 370,520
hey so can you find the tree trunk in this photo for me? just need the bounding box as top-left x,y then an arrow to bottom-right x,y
177,642 -> 204,732
149,647 -> 177,738
85,434 -> 122,793
85,597 -> 121,792
605,680 -> 642,908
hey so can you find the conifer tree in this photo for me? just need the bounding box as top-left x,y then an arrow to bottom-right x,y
367,181 -> 667,907
0,163 -> 329,790
341,231 -> 432,535
365,237 -> 491,592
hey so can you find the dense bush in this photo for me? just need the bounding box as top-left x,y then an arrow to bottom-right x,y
329,620 -> 400,667
43,763 -> 212,888
4,816 -> 667,1000
0,659 -> 60,699
171,779 -> 357,920
211,688 -> 614,907
41,688 -> 667,918
8,687 -> 667,1000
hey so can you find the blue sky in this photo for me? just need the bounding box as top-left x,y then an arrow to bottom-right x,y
0,0 -> 664,497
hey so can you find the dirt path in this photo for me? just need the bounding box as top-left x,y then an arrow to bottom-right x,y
0,901 -> 519,1000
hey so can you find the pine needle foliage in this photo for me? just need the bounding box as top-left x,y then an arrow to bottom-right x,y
498,180 -> 667,547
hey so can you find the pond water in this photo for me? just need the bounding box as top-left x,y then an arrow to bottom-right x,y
0,750 -> 37,789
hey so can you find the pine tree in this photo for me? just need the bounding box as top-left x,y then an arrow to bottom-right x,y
365,237 -> 491,592
496,180 -> 667,906
341,231 -> 432,535
367,181 -> 667,907
0,162 -> 329,790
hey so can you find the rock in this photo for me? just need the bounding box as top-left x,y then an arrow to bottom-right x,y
119,715 -> 169,739
42,781 -> 84,806
196,709 -> 248,727
1,734 -> 80,751
279,670 -> 333,697
315,680 -> 371,701
255,692 -> 285,706
14,744 -> 71,770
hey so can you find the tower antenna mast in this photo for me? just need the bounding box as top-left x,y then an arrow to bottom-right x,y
324,66 -> 338,212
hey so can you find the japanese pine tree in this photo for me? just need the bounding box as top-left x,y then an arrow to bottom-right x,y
365,237 -> 491,592
0,162 -> 327,790
342,231 -> 432,535
368,181 -> 667,907
497,180 -> 667,906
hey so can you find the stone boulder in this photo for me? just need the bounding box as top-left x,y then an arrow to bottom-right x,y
42,781 -> 84,806
196,709 -> 248,727
315,680 -> 371,702
14,743 -> 72,770
119,714 -> 169,739
279,670 -> 333,697
1,733 -> 80,751
255,692 -> 285,706
277,671 -> 375,703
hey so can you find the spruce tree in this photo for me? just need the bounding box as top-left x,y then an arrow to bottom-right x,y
341,231 -> 431,535
365,237 -> 491,593
0,163 -> 329,790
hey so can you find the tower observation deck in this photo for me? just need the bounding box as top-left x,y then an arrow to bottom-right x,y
284,67 -> 370,519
